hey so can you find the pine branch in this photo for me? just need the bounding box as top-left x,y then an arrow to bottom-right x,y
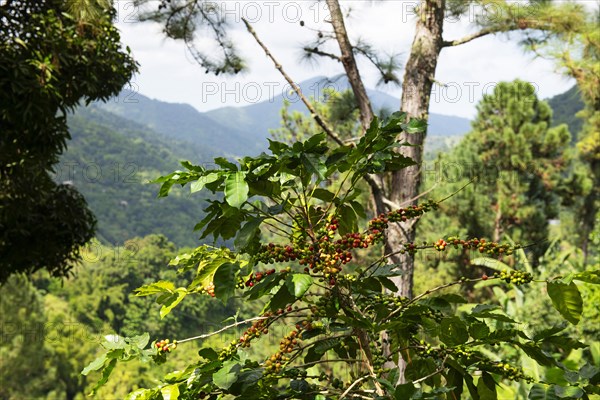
442,28 -> 495,47
302,47 -> 342,62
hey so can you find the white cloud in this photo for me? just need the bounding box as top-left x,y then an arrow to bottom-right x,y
115,0 -> 580,119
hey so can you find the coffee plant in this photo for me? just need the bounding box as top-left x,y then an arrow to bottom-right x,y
83,114 -> 599,399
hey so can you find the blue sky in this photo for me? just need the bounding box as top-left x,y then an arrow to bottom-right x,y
114,0 -> 591,119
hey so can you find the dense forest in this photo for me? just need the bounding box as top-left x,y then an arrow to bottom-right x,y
1,1 -> 598,399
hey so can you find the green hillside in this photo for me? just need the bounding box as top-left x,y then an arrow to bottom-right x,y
60,105 -> 210,247
547,85 -> 585,139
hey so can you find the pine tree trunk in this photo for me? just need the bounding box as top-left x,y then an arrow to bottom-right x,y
385,0 -> 446,383
388,0 -> 445,299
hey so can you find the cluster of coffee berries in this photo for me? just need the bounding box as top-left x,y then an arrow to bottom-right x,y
368,201 -> 438,236
494,270 -> 533,285
238,314 -> 273,348
486,361 -> 534,382
264,330 -> 301,374
434,239 -> 447,251
447,237 -> 516,256
239,269 -> 277,288
204,282 -> 215,297
155,338 -> 177,353
254,243 -> 299,264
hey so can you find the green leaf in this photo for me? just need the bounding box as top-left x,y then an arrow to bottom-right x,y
89,358 -> 117,395
440,317 -> 469,346
213,361 -> 241,390
234,218 -> 263,250
103,334 -> 126,350
554,385 -> 584,398
445,366 -> 464,400
304,338 -> 342,363
160,288 -> 187,318
572,270 -> 600,284
403,118 -> 428,134
547,280 -> 583,325
160,384 -> 180,400
311,188 -> 335,202
469,321 -> 490,340
337,204 -> 358,235
128,333 -> 150,350
518,342 -> 556,367
290,379 -> 310,393
81,353 -> 108,375
198,348 -> 219,361
126,389 -> 157,400
286,274 -> 313,298
268,283 -> 295,312
301,153 -> 326,181
533,323 -> 568,341
224,172 -> 249,208
214,157 -> 238,170
528,384 -> 559,400
477,372 -> 497,400
135,281 -> 176,296
395,383 -> 417,399
190,172 -> 219,193
213,262 -> 239,303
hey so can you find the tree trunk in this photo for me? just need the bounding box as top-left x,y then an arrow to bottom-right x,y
389,0 -> 445,298
385,0 -> 446,383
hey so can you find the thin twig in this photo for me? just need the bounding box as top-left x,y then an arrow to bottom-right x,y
177,316 -> 268,344
242,18 -> 344,146
340,375 -> 370,399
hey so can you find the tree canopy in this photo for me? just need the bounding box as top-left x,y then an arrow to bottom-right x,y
0,0 -> 137,282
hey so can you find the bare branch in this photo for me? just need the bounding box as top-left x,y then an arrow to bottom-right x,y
242,18 -> 344,146
442,28 -> 495,47
177,316 -> 268,344
325,0 -> 374,132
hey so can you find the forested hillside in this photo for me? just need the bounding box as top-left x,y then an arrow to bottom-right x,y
60,105 -> 209,247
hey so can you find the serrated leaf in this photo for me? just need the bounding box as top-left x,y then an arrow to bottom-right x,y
224,172 -> 249,208
286,274 -> 313,298
547,280 -> 583,325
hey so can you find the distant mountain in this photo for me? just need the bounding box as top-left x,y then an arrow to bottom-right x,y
206,76 -> 472,140
98,90 -> 266,161
59,83 -> 583,247
61,105 -> 209,247
547,85 -> 585,140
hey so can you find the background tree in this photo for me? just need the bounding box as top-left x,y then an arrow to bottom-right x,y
0,0 -> 137,282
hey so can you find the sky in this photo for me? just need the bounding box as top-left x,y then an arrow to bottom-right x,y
113,0 -> 590,119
